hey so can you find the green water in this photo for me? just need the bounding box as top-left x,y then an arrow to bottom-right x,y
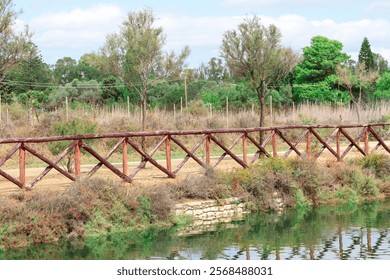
2,202 -> 390,260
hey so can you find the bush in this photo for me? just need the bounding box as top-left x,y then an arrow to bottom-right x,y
359,154 -> 390,178
48,118 -> 97,172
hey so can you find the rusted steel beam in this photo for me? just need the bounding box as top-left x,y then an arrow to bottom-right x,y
314,128 -> 339,160
214,133 -> 244,167
281,129 -> 307,158
210,135 -> 247,168
126,138 -> 175,179
23,144 -> 76,184
128,136 -> 167,180
0,143 -> 21,167
88,138 -> 126,178
171,135 -> 207,174
26,141 -> 77,189
81,142 -> 132,183
340,128 -> 367,159
368,126 -> 390,153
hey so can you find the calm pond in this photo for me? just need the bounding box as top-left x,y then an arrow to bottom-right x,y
2,201 -> 390,260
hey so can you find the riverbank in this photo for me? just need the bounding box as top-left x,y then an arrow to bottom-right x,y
0,154 -> 389,250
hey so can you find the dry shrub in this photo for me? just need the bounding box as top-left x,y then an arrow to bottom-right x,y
173,166 -> 230,200
145,186 -> 175,221
290,157 -> 331,206
247,159 -> 295,210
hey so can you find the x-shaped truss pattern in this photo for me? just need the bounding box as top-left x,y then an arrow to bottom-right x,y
0,124 -> 389,189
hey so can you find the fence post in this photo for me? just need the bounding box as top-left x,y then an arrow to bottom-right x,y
336,128 -> 342,162
165,135 -> 172,173
19,143 -> 26,188
272,129 -> 277,157
364,127 -> 369,155
306,128 -> 311,157
206,134 -> 211,164
243,133 -> 247,165
75,140 -> 81,178
123,139 -> 128,176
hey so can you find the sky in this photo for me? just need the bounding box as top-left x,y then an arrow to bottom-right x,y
14,0 -> 390,68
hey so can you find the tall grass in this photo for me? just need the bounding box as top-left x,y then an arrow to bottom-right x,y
1,101 -> 389,139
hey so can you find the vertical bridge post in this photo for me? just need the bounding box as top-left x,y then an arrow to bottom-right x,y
123,138 -> 128,176
19,143 -> 26,188
165,135 -> 172,173
242,133 -> 247,165
306,128 -> 312,158
75,140 -> 81,178
206,134 -> 211,164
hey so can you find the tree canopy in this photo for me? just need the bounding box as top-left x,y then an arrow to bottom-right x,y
221,15 -> 299,138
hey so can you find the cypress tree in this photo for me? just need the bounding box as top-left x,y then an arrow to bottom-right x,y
358,37 -> 375,71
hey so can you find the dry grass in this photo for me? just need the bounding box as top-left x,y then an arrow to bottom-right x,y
1,102 -> 389,140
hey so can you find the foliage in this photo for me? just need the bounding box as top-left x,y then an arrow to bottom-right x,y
293,36 -> 350,104
0,0 -> 33,82
17,90 -> 48,122
358,154 -> 390,179
294,36 -> 349,84
221,15 -> 299,136
6,45 -> 52,95
48,119 -> 97,172
358,37 -> 375,71
100,8 -> 190,132
374,72 -> 390,100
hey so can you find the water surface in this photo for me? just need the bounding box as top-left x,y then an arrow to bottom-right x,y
2,202 -> 390,260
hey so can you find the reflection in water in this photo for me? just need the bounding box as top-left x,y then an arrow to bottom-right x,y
1,201 -> 390,260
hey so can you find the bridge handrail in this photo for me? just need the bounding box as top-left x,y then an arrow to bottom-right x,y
1,123 -> 389,144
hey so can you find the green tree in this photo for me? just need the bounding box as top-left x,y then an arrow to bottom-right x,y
48,119 -> 97,172
373,72 -> 390,100
358,37 -> 375,71
293,36 -> 349,104
101,8 -> 190,144
221,16 -> 299,141
373,53 -> 389,74
198,57 -> 230,82
0,0 -> 33,100
17,90 -> 48,122
53,57 -> 79,85
6,44 -> 52,95
294,36 -> 349,84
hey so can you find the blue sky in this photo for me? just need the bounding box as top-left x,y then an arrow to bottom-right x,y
14,0 -> 390,67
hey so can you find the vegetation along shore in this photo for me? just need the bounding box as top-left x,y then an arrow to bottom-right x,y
0,154 -> 389,250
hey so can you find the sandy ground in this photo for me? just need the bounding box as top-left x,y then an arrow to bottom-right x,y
1,141 -> 389,197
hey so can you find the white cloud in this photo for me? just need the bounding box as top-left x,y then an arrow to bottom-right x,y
21,3 -> 390,66
367,1 -> 390,12
29,4 -> 125,49
159,13 -> 390,65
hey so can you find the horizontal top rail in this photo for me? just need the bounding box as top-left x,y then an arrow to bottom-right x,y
1,123 -> 389,144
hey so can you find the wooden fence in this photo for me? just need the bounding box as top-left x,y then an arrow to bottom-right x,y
0,123 -> 389,189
